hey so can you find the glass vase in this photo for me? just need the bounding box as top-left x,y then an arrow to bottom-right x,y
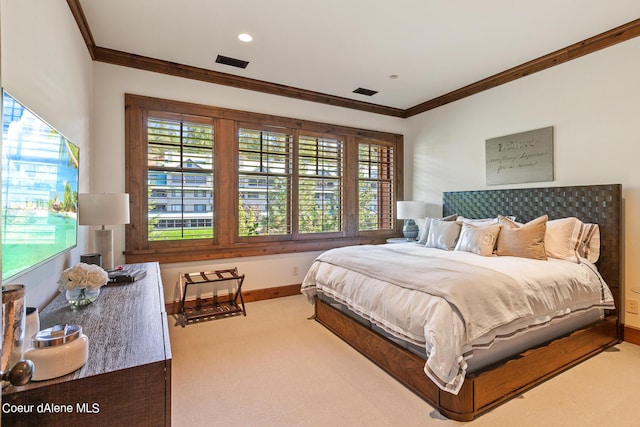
65,287 -> 100,308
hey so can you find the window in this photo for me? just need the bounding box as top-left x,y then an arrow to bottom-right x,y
298,134 -> 343,234
238,127 -> 292,237
125,94 -> 403,263
147,114 -> 214,242
358,141 -> 394,231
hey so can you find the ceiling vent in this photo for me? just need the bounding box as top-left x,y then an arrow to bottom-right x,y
353,87 -> 378,96
215,55 -> 249,69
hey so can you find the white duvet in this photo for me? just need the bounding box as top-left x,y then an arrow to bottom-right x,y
301,243 -> 615,394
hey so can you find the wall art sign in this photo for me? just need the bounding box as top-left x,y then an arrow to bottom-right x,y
485,126 -> 554,185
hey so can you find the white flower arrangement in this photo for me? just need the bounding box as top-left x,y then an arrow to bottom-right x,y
58,263 -> 109,291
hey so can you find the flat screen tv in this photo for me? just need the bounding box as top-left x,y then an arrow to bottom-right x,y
1,90 -> 79,282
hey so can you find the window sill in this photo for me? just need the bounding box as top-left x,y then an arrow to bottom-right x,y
124,236 -> 393,264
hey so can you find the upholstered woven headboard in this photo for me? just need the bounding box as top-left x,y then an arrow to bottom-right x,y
443,184 -> 622,317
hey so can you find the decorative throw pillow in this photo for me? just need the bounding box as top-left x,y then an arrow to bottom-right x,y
578,223 -> 601,263
497,215 -> 522,227
496,215 -> 548,260
545,217 -> 583,263
426,219 -> 462,250
417,214 -> 457,245
454,223 -> 501,256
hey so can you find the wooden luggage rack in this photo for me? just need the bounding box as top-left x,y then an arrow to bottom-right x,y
178,268 -> 246,326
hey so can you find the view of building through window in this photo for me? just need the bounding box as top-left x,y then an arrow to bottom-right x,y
146,119 -> 393,240
298,135 -> 343,234
147,116 -> 214,241
238,127 -> 292,236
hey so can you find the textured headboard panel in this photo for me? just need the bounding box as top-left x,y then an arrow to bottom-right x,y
443,184 -> 622,317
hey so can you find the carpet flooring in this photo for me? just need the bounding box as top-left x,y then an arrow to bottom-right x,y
169,295 -> 640,426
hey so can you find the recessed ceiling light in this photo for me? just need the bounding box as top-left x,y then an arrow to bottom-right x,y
238,33 -> 253,42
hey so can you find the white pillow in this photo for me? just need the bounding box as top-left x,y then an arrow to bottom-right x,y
456,216 -> 499,227
426,219 -> 461,250
454,223 -> 501,256
417,214 -> 457,245
545,217 -> 584,263
578,223 -> 600,263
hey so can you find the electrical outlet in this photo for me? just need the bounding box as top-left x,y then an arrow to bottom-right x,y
626,299 -> 639,315
292,266 -> 299,276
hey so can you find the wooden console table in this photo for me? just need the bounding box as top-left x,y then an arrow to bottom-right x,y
1,262 -> 172,427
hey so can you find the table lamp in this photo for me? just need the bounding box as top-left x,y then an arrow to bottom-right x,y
78,193 -> 130,270
396,201 -> 426,241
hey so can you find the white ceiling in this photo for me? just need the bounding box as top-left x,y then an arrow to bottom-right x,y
79,0 -> 640,110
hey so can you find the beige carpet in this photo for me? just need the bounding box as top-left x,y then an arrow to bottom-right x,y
169,295 -> 639,427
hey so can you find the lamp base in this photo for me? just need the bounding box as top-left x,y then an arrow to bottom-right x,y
94,229 -> 114,270
402,219 -> 419,241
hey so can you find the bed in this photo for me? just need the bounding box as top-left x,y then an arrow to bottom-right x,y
301,184 -> 621,421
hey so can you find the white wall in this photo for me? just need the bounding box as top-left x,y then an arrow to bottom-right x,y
92,63 -> 406,303
406,37 -> 640,327
1,0 -> 93,309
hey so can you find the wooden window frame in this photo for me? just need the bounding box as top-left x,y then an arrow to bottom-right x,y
124,94 -> 404,264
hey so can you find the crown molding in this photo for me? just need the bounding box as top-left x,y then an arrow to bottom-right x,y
93,46 -> 406,117
405,18 -> 640,117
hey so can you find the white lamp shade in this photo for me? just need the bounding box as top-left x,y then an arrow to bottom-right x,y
396,201 -> 426,219
78,193 -> 130,226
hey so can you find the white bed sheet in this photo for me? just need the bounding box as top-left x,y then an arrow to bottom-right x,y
301,243 -> 615,395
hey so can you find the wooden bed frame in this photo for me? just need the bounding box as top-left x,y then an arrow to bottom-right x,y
314,184 -> 621,421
